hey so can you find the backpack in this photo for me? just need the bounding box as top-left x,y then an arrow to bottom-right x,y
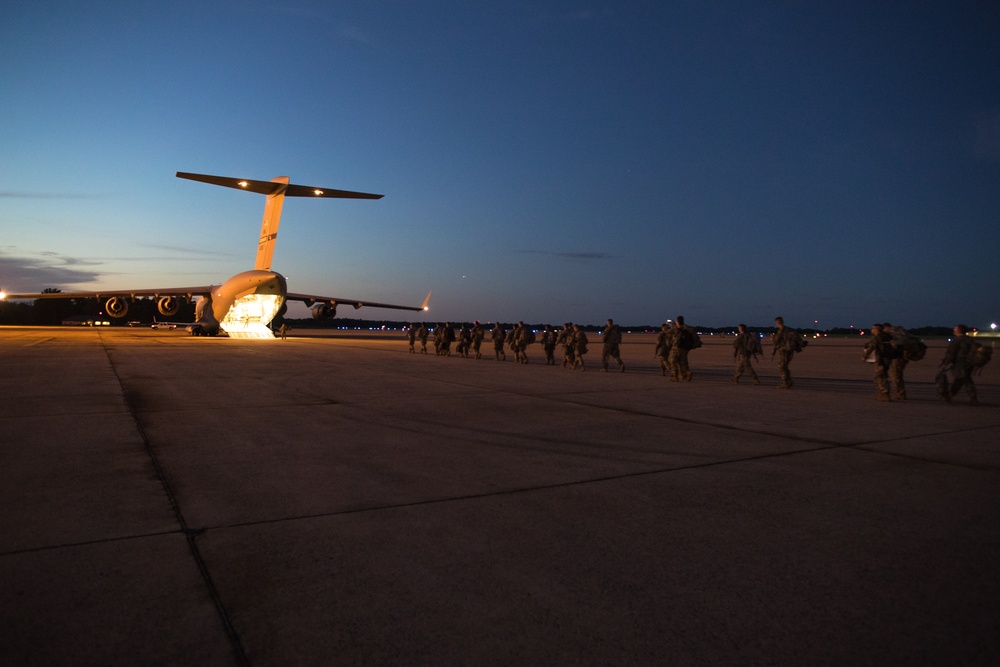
968,342 -> 992,374
902,336 -> 927,361
606,325 -> 622,346
747,334 -> 763,356
678,328 -> 701,350
891,330 -> 927,361
790,334 -> 808,353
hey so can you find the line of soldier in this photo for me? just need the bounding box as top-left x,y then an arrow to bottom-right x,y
408,319 -> 624,371
406,317 -> 986,404
862,322 -> 984,405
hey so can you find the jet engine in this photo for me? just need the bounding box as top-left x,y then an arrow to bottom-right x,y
105,296 -> 128,318
311,303 -> 337,321
157,295 -> 181,317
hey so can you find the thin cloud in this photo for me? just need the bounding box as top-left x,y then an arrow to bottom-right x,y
0,250 -> 103,290
519,250 -> 615,260
135,243 -> 238,258
0,192 -> 96,199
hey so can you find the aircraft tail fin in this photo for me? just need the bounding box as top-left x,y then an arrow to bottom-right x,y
176,172 -> 385,272
256,177 -> 289,271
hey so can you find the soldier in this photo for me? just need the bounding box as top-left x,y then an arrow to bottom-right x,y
509,322 -> 525,363
654,322 -> 672,376
862,323 -> 897,402
514,321 -> 534,364
558,322 -> 576,368
491,322 -> 507,361
668,315 -> 698,382
770,316 -> 805,388
456,323 -> 471,358
540,325 -> 557,365
417,323 -> 429,354
407,323 -> 417,353
471,321 -> 485,359
572,324 -> 589,370
432,323 -> 443,356
601,319 -> 625,372
440,322 -> 455,357
935,324 -> 979,405
882,322 -> 909,400
732,323 -> 761,385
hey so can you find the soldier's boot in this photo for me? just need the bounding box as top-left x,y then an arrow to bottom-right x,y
619,361 -> 625,373
731,374 -> 740,384
895,392 -> 906,400
970,397 -> 979,406
751,374 -> 760,386
877,392 -> 891,402
685,372 -> 693,381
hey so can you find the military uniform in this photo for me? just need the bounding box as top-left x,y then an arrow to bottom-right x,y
601,320 -> 625,372
862,325 -> 897,401
558,323 -> 576,368
654,324 -> 672,376
770,318 -> 802,388
936,326 -> 979,405
732,326 -> 761,385
572,325 -> 589,370
667,317 -> 696,382
540,326 -> 557,365
471,323 -> 485,359
417,324 -> 429,354
491,324 -> 506,361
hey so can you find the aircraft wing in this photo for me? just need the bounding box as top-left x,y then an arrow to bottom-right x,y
286,290 -> 431,313
1,286 -> 214,300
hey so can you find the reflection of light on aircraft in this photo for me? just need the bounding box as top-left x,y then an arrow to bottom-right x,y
1,173 -> 430,338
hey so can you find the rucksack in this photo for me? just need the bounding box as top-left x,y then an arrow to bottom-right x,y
903,336 -> 927,361
747,334 -> 763,356
791,334 -> 808,353
891,329 -> 926,361
968,342 -> 992,375
678,328 -> 701,350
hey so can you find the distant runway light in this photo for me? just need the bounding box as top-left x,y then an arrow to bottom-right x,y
314,189 -> 323,196
238,181 -> 248,188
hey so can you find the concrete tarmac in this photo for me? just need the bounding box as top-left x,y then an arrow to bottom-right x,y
1,326 -> 998,665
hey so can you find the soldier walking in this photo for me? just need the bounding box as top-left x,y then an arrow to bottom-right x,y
601,319 -> 625,372
471,321 -> 485,359
654,322 -> 672,376
771,316 -> 805,388
572,324 -> 589,370
491,323 -> 507,361
668,315 -> 698,382
862,323 -> 897,401
417,323 -> 429,354
540,325 -> 557,365
732,324 -> 761,385
936,324 -> 980,405
559,323 -> 576,368
407,323 -> 417,353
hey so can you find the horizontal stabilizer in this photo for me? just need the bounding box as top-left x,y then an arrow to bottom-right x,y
176,172 -> 383,199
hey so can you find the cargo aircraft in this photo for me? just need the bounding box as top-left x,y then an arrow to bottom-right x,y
0,172 -> 430,338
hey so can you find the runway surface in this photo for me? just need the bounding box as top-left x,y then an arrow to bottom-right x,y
1,326 -> 998,665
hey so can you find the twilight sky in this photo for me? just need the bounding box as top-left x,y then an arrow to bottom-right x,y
2,1 -> 998,328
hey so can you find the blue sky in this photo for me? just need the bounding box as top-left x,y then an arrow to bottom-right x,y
2,1 -> 998,328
